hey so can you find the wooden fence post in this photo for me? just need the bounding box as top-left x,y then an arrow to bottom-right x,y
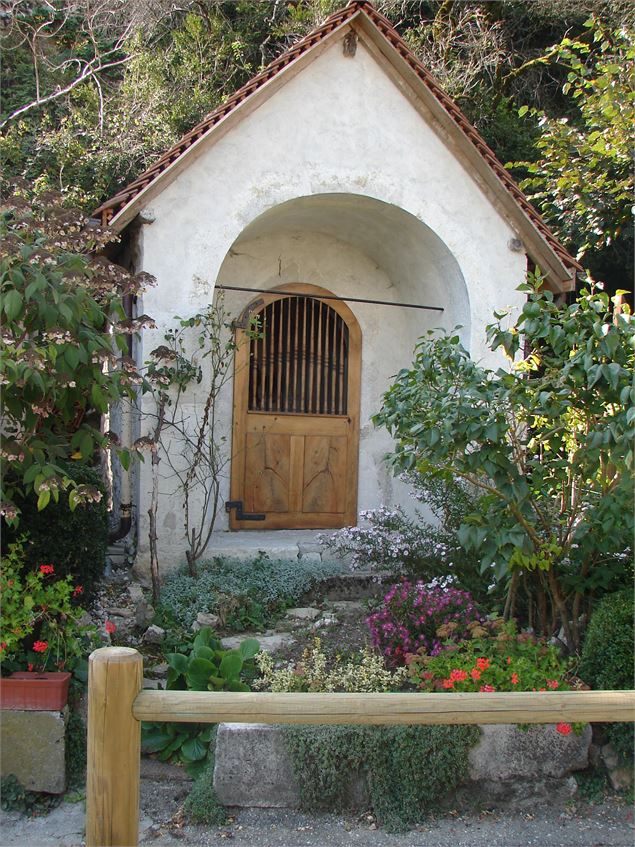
86,646 -> 143,847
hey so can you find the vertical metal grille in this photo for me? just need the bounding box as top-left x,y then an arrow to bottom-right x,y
249,296 -> 349,415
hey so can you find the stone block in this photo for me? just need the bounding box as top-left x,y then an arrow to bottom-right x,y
469,723 -> 591,781
1,707 -> 68,793
213,723 -> 301,807
285,607 -> 321,621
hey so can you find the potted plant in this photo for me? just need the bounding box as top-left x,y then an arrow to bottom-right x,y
0,538 -> 97,710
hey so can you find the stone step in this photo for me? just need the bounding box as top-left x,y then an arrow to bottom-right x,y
206,530 -> 332,562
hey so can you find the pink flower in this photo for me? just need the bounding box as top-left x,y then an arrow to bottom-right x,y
33,640 -> 48,653
480,684 -> 496,692
556,722 -> 572,736
546,679 -> 559,690
105,620 -> 116,635
39,564 -> 54,575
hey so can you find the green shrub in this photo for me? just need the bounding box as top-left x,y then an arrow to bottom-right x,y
285,724 -> 480,832
579,589 -> 634,764
7,462 -> 107,601
158,553 -> 345,630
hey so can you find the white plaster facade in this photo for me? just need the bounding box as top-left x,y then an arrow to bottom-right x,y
129,35 -> 528,572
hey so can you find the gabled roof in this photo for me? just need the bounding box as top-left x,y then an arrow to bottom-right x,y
95,0 -> 580,291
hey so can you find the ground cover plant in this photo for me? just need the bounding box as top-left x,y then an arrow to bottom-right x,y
375,281 -> 634,651
285,723 -> 480,832
157,552 -> 345,631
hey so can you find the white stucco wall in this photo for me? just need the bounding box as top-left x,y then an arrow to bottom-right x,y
131,33 -> 527,571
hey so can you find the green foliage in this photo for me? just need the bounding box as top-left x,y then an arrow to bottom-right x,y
183,738 -> 227,825
157,553 -> 344,630
285,723 -> 480,831
165,627 -> 260,692
579,589 -> 634,764
0,188 -> 152,521
142,629 -> 258,776
375,281 -> 634,648
66,705 -> 87,792
255,639 -> 408,693
512,17 -> 634,290
407,618 -> 571,693
6,462 -> 107,601
0,538 -> 98,672
0,774 -> 62,816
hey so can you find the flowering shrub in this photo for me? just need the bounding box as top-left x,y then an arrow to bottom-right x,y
254,639 -> 408,693
367,582 -> 481,667
406,619 -> 573,694
0,538 -> 96,673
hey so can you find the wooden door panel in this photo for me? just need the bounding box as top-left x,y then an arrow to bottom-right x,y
230,284 -> 361,530
244,432 -> 290,513
302,436 -> 347,514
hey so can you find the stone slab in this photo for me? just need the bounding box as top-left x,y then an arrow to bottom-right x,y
285,607 -> 321,621
469,723 -> 592,781
213,722 -> 592,810
214,723 -> 301,807
221,633 -> 295,653
1,707 -> 68,793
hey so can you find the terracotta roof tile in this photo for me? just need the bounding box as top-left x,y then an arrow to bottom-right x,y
95,0 -> 579,277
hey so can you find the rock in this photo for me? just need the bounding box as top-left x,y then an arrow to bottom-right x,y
331,600 -> 365,613
313,615 -> 337,628
221,633 -> 294,653
214,724 -> 301,807
0,707 -> 68,793
150,662 -> 169,678
298,552 -> 322,565
191,612 -> 221,631
135,599 -> 155,628
601,743 -> 634,791
128,582 -> 145,603
143,678 -> 162,690
285,607 -> 321,621
298,542 -> 323,555
142,625 -> 166,645
469,724 -> 592,781
106,606 -> 134,618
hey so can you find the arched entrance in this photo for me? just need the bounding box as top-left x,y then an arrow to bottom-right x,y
229,283 -> 361,530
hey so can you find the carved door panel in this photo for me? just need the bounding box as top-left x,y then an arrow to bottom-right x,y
230,285 -> 361,530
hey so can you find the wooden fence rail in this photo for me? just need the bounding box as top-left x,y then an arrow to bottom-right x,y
86,646 -> 635,847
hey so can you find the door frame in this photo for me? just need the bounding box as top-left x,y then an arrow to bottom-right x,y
229,282 -> 361,530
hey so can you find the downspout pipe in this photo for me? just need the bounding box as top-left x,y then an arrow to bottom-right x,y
107,289 -> 134,543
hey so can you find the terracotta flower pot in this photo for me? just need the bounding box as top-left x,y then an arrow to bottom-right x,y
0,671 -> 71,711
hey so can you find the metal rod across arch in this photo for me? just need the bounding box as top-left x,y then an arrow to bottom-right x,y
215,284 -> 444,312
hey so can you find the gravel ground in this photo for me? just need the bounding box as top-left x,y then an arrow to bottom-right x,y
1,765 -> 633,847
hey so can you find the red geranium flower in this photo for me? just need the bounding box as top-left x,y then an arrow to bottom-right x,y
476,657 -> 490,671
480,684 -> 496,692
546,679 -> 559,690
470,668 -> 481,681
442,678 -> 455,689
556,723 -> 572,736
105,620 -> 116,634
73,585 -> 84,597
33,641 -> 48,653
27,663 -> 34,672
511,672 -> 519,685
449,668 -> 468,682
39,564 -> 55,575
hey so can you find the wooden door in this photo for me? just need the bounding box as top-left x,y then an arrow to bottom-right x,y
229,283 -> 361,530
